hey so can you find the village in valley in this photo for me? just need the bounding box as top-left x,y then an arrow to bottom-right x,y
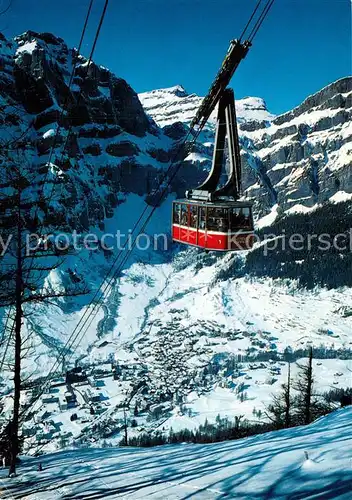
1,314 -> 350,455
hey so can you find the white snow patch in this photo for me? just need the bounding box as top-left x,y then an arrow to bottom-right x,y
256,204 -> 279,229
42,128 -> 56,139
329,190 -> 352,204
16,41 -> 37,55
285,203 -> 318,215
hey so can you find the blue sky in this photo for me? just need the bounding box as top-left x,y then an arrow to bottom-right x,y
4,0 -> 351,114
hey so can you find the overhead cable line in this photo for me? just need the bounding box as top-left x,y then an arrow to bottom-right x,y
57,0 -> 109,166
248,0 -> 275,42
0,1 -> 107,424
239,0 -> 263,42
24,0 -> 106,280
0,0 -> 97,359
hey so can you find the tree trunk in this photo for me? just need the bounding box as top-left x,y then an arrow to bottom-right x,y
304,347 -> 313,425
284,362 -> 291,428
9,193 -> 23,476
123,406 -> 128,446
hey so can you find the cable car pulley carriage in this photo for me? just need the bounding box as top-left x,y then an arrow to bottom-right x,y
172,39 -> 255,252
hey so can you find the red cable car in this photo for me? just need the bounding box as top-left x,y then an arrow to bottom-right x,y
172,84 -> 255,252
172,200 -> 254,252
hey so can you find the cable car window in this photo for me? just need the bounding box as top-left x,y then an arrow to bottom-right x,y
189,205 -> 198,228
207,207 -> 229,232
199,207 -> 206,230
207,207 -> 217,231
230,207 -> 252,230
180,204 -> 188,226
231,208 -> 243,229
243,207 -> 252,228
173,203 -> 181,224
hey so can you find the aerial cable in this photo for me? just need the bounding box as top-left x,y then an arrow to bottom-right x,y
250,0 -> 275,42
1,0 -> 107,353
18,0 -> 94,273
58,0 -> 109,164
64,136 -> 200,361
24,0 -> 106,280
246,0 -> 271,41
250,0 -> 275,41
45,0 -> 94,169
48,132 -> 199,364
19,129 -> 195,415
239,0 -> 263,42
0,0 -> 108,426
248,0 -> 275,42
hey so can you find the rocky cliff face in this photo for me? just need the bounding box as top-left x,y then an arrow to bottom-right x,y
0,30 -> 172,232
243,77 -> 352,215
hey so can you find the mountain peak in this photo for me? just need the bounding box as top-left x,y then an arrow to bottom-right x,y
236,96 -> 275,122
142,85 -> 188,98
164,85 -> 188,96
139,87 -> 275,128
15,30 -> 64,47
157,85 -> 188,97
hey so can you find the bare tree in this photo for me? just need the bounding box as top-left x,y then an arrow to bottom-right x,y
266,362 -> 292,429
293,347 -> 314,425
0,155 -> 88,475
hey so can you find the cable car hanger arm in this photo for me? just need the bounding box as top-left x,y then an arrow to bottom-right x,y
190,39 -> 251,132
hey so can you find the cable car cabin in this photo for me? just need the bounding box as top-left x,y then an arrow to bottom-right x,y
172,200 -> 254,251
171,83 -> 256,252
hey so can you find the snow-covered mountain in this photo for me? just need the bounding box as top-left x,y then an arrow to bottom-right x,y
139,85 -> 275,127
0,30 -> 351,455
140,78 -> 352,215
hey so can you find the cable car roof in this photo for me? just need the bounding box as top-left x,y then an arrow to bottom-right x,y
173,199 -> 253,208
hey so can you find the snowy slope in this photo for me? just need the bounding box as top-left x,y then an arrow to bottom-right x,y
2,407 -> 352,499
7,247 -> 350,456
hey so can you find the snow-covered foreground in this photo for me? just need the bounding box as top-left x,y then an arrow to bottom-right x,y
1,407 -> 351,499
